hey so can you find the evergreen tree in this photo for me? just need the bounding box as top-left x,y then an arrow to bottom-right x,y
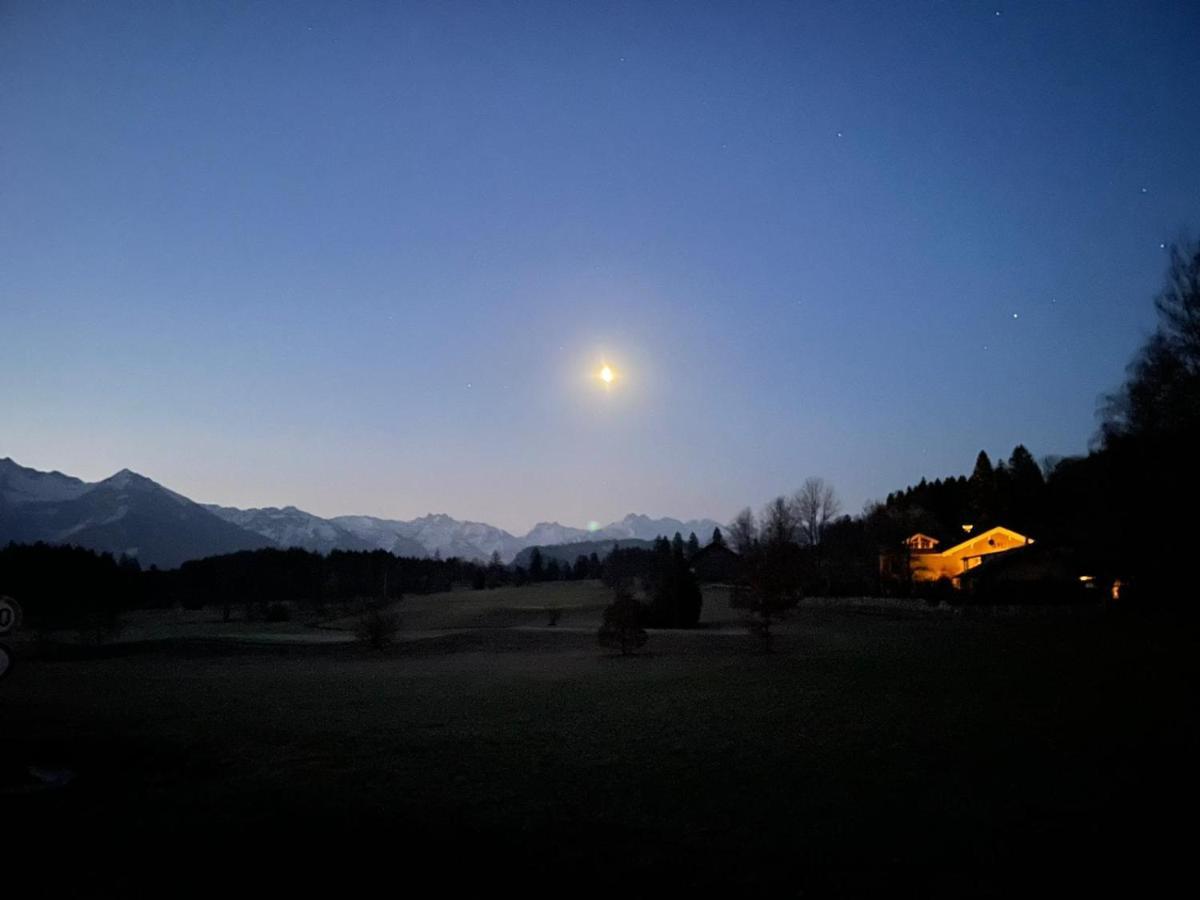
971,450 -> 994,481
485,550 -> 507,589
968,450 -> 997,526
649,548 -> 703,628
1008,445 -> 1043,487
1007,444 -> 1046,533
686,532 -> 700,557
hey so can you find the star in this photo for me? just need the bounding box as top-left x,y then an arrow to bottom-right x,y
1012,313 -> 1019,319
836,131 -> 843,138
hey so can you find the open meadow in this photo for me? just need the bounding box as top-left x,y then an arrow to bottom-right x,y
3,584 -> 1196,897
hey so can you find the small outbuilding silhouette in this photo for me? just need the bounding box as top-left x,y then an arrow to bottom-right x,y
689,542 -> 741,584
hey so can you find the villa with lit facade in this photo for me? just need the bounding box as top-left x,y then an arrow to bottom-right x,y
882,526 -> 1035,587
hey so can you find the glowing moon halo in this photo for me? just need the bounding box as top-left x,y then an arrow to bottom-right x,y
599,365 -> 615,385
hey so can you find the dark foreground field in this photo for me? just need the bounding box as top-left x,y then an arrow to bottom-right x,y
3,601 -> 1196,897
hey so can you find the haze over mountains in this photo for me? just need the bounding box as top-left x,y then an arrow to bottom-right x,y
0,457 -> 721,569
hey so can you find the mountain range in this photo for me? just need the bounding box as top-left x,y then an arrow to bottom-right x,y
0,457 -> 722,569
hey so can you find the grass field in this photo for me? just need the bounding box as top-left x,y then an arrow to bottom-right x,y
2,584 -> 1195,896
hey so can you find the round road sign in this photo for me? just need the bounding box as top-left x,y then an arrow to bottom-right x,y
0,596 -> 21,636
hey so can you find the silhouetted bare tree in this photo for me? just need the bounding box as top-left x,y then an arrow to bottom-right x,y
1102,239 -> 1200,446
732,497 -> 803,651
793,477 -> 840,546
761,495 -> 801,547
728,507 -> 757,555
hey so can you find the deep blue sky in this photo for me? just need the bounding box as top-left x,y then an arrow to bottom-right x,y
3,1 -> 1198,533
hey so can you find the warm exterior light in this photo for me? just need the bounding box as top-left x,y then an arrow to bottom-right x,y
893,526 -> 1034,585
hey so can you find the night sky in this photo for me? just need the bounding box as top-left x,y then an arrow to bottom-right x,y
2,1 -> 1198,533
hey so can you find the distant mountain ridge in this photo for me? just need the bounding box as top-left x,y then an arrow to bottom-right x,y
0,458 -> 272,569
0,456 -> 724,568
586,513 -> 726,544
202,504 -> 384,556
522,521 -> 591,547
328,513 -> 499,560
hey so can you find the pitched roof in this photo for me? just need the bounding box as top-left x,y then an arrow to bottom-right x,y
904,532 -> 941,548
939,525 -> 1033,558
691,541 -> 739,561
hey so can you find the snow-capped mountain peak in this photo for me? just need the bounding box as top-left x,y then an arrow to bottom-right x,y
1,457 -> 726,568
522,521 -> 590,546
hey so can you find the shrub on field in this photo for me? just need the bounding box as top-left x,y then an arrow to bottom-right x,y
78,608 -> 124,646
356,603 -> 400,649
265,601 -> 291,622
598,586 -> 647,656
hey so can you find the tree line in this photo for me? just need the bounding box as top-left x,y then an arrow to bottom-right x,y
0,543 -> 484,632
0,532 -> 709,633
